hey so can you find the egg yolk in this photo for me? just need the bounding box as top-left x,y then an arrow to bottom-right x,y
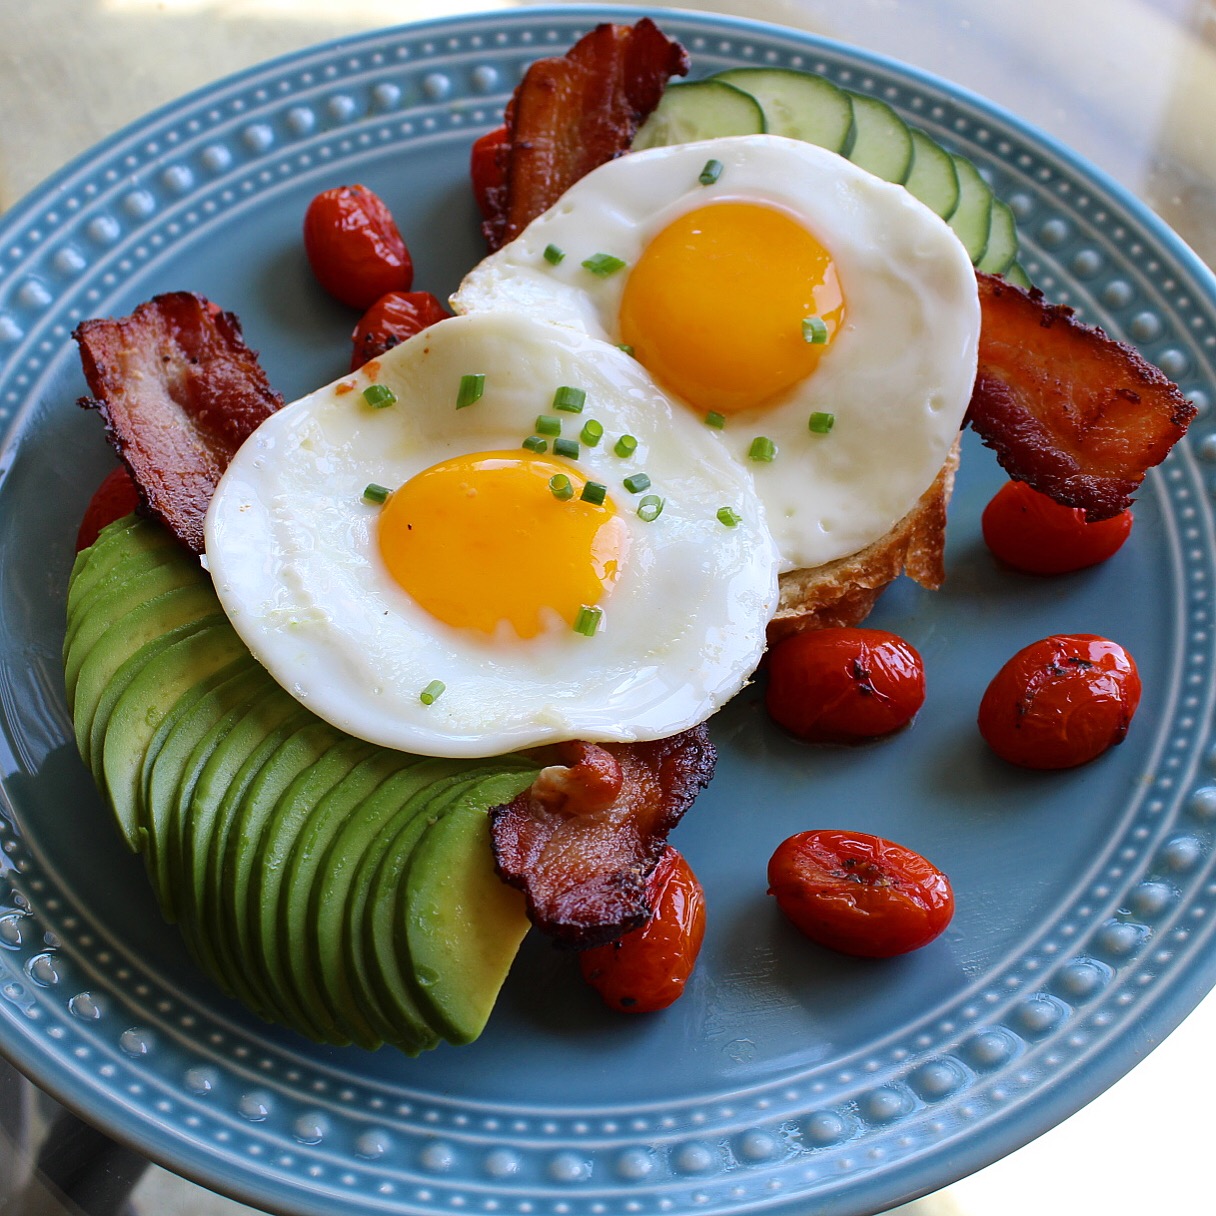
378,451 -> 626,639
618,201 -> 845,416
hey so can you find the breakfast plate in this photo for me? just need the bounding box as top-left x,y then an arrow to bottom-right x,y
2,7 -> 1216,1215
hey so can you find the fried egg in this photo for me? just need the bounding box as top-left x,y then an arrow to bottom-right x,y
203,311 -> 778,758
452,135 -> 981,573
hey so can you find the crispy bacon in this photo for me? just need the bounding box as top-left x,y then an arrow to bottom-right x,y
491,728 -> 715,947
75,293 -> 283,554
481,19 -> 689,250
969,272 -> 1195,520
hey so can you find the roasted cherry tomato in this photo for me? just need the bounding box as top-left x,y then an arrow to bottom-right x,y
978,633 -> 1141,769
767,829 -> 954,958
765,627 -> 925,744
350,290 -> 452,371
303,184 -> 413,310
76,466 -> 140,551
982,479 -> 1134,575
470,125 -> 508,220
578,846 -> 705,1013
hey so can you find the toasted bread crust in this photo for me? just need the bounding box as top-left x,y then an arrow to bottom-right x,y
767,436 -> 961,644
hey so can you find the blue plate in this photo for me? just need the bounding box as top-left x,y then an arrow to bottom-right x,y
2,7 -> 1215,1215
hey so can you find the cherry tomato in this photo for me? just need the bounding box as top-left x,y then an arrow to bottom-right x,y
982,479 -> 1134,575
978,633 -> 1141,769
76,466 -> 141,551
764,627 -> 926,744
470,125 -> 508,220
767,829 -> 954,958
578,846 -> 705,1013
349,290 -> 452,371
303,184 -> 413,309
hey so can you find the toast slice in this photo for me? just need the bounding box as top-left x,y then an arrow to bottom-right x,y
768,436 -> 960,644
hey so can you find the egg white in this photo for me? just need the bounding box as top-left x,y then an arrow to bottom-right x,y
203,311 -> 778,758
452,134 -> 981,573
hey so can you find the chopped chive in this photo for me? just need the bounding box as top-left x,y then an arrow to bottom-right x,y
617,343 -> 635,357
582,252 -> 626,277
802,315 -> 829,345
705,411 -> 726,429
420,679 -> 446,705
522,435 -> 548,453
637,494 -> 664,522
536,414 -> 562,436
717,506 -> 742,527
580,418 -> 604,446
549,474 -> 574,501
543,243 -> 565,265
362,482 -> 391,505
623,472 -> 651,494
553,385 -> 587,413
456,372 -> 485,408
553,437 -> 580,459
808,411 -> 836,434
748,436 -> 777,462
573,605 -> 603,637
699,158 -> 724,186
614,434 -> 638,458
580,480 -> 607,506
362,383 -> 397,409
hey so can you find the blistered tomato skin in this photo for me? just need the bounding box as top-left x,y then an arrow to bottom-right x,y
350,291 -> 452,370
471,125 -> 509,219
765,628 -> 926,744
76,466 -> 141,551
978,634 -> 1141,769
982,480 -> 1134,575
303,185 -> 414,310
578,846 -> 705,1013
767,830 -> 954,958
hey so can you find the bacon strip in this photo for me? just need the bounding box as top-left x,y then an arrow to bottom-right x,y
968,272 -> 1195,520
491,728 -> 715,947
75,293 -> 283,554
481,19 -> 689,250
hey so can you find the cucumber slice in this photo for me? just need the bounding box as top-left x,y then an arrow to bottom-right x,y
947,154 -> 994,263
633,79 -> 764,150
904,127 -> 961,220
712,67 -> 854,153
845,93 -> 913,184
1004,261 -> 1033,289
976,198 -> 1019,275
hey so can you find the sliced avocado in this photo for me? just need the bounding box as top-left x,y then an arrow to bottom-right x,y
173,680 -> 300,976
143,657 -> 265,919
74,587 -> 218,771
65,566 -> 211,708
101,619 -> 248,869
904,126 -> 961,221
314,757 -> 476,1053
401,769 -> 539,1045
347,766 -> 496,1053
247,734 -> 379,1043
712,67 -> 855,152
66,515 -> 174,617
844,93 -> 914,184
218,719 -> 343,1036
278,748 -> 423,1049
195,702 -> 314,1015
